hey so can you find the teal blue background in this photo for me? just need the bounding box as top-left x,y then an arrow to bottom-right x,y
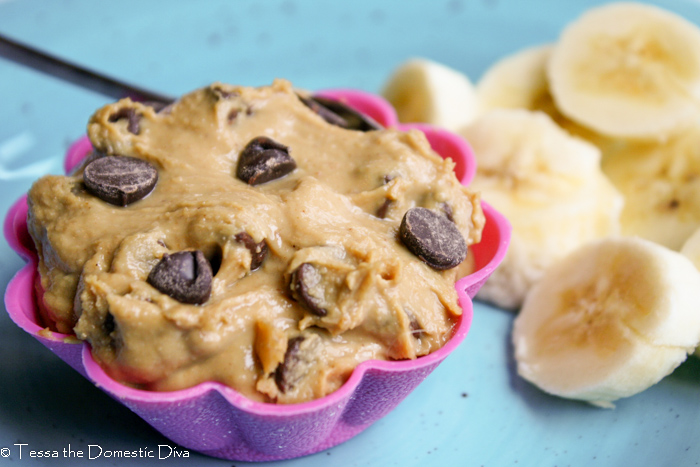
1,1 -> 700,466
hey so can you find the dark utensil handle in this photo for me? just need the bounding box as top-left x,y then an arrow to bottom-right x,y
0,32 -> 174,103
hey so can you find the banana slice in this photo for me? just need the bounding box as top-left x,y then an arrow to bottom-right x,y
680,226 -> 700,357
680,226 -> 700,268
381,58 -> 479,131
513,237 -> 700,407
477,43 -> 620,156
460,109 -> 623,309
602,123 -> 700,251
478,44 -> 554,113
548,2 -> 700,139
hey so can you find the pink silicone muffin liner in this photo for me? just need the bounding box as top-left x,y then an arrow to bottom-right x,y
3,90 -> 511,462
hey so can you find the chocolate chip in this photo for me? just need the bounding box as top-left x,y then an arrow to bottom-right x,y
83,155 -> 158,206
108,107 -> 142,134
309,96 -> 383,131
227,108 -> 239,123
68,150 -> 106,177
236,136 -> 296,185
298,95 -> 349,128
208,246 -> 223,276
234,232 -> 268,270
210,85 -> 238,99
142,100 -> 174,113
440,202 -> 455,222
103,312 -> 116,335
399,207 -> 467,270
376,198 -> 392,219
290,263 -> 327,316
404,308 -> 424,339
147,250 -> 213,304
274,336 -> 304,393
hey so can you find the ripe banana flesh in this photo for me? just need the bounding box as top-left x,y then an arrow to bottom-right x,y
680,227 -> 700,357
460,109 -> 623,309
381,58 -> 479,131
548,2 -> 700,139
602,124 -> 700,251
513,237 -> 700,407
476,43 -> 617,153
478,44 -> 553,114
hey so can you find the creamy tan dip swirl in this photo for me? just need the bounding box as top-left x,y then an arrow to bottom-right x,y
27,79 -> 484,403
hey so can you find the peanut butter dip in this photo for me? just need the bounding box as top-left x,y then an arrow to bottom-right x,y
27,80 -> 485,403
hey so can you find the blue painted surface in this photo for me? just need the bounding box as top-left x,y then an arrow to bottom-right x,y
1,1 -> 700,465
